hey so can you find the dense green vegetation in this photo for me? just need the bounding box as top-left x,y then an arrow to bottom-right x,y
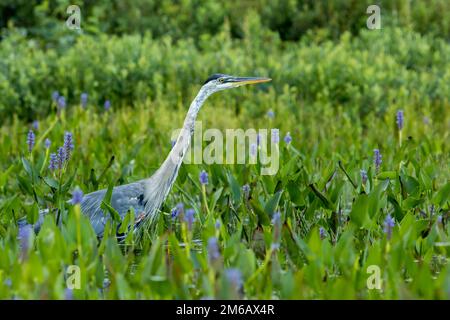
0,1 -> 449,299
2,24 -> 450,121
2,0 -> 450,41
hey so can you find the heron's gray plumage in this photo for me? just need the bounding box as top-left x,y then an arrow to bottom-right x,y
81,181 -> 146,236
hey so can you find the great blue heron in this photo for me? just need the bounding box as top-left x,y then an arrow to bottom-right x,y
20,74 -> 271,239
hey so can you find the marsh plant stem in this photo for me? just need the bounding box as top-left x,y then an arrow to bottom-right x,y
246,247 -> 274,286
74,204 -> 83,257
181,223 -> 191,259
201,184 -> 210,217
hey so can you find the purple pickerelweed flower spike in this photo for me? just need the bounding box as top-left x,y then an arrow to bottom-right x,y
64,288 -> 74,300
63,132 -> 74,161
27,130 -> 35,153
72,187 -> 84,205
250,143 -> 257,157
57,96 -> 66,109
199,170 -> 209,185
80,93 -> 88,108
383,214 -> 395,240
184,209 -> 195,230
44,138 -> 51,149
271,211 -> 281,225
32,120 -> 39,130
3,278 -> 12,287
437,215 -> 443,225
242,184 -> 250,198
271,129 -> 280,144
52,91 -> 59,102
171,202 -> 184,220
57,147 -> 66,169
49,153 -> 58,171
284,132 -> 292,144
319,227 -> 326,240
18,224 -> 33,259
271,211 -> 281,250
215,219 -> 221,230
267,109 -> 275,119
170,208 -> 178,219
104,100 -> 111,111
373,149 -> 382,174
396,110 -> 404,130
225,268 -> 243,290
103,278 -> 111,289
207,237 -> 221,263
360,169 -> 368,185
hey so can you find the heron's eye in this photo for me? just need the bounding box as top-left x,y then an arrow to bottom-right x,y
218,78 -> 224,83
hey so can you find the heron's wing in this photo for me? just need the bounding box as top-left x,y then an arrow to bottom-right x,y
81,181 -> 147,237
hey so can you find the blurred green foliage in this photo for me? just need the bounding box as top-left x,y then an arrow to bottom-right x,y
1,24 -> 450,121
2,0 -> 450,41
1,1 -> 450,121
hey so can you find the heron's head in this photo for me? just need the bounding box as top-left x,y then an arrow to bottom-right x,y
203,73 -> 271,93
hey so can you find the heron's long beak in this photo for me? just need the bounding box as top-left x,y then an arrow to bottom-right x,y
226,76 -> 272,87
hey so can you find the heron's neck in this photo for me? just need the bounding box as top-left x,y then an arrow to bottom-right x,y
166,86 -> 211,167
143,86 -> 212,223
